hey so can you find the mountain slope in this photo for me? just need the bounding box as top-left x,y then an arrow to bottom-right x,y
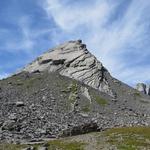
0,40 -> 150,144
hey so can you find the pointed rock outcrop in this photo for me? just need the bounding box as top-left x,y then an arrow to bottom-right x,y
23,40 -> 115,97
136,83 -> 150,95
146,85 -> 150,95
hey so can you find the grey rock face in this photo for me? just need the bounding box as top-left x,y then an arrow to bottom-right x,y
136,83 -> 150,95
81,86 -> 92,103
136,83 -> 146,94
146,85 -> 150,95
23,40 -> 115,97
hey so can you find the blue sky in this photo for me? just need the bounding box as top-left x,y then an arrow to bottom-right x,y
0,0 -> 150,86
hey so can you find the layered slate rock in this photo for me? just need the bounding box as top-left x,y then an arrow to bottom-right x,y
23,40 -> 115,97
136,83 -> 150,95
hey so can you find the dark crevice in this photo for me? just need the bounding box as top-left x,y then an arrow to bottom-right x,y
52,59 -> 66,65
39,59 -> 52,65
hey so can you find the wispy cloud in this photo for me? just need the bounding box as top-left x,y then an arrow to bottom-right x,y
0,16 -> 34,54
0,72 -> 9,80
0,13 -> 54,76
0,15 -> 53,54
0,1 -> 58,78
42,0 -> 150,85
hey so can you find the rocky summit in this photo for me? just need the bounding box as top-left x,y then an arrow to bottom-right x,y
0,40 -> 150,145
23,40 -> 114,97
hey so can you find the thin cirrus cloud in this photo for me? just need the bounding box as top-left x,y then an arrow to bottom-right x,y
0,0 -> 56,78
0,16 -> 44,54
0,16 -> 38,77
3,17 -> 34,53
42,0 -> 150,85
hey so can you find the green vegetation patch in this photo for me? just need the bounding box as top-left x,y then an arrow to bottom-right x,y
68,81 -> 78,104
89,90 -> 108,106
23,77 -> 42,89
94,95 -> 108,106
7,74 -> 42,90
104,127 -> 150,150
134,92 -> 141,97
70,81 -> 78,93
0,143 -> 27,150
47,140 -> 85,150
0,140 -> 85,150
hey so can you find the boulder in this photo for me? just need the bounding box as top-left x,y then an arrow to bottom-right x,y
15,101 -> 25,107
62,122 -> 99,136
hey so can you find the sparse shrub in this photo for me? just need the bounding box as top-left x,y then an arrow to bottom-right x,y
94,96 -> 108,106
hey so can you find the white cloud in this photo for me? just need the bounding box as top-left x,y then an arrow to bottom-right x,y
0,73 -> 9,80
43,1 -> 117,37
42,0 -> 150,85
44,0 -> 114,31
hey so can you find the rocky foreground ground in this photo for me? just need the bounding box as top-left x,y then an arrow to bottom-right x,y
1,126 -> 150,150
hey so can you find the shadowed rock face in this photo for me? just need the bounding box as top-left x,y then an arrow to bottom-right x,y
136,83 -> 150,95
23,40 -> 115,97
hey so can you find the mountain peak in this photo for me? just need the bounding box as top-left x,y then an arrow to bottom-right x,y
23,40 -> 115,97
